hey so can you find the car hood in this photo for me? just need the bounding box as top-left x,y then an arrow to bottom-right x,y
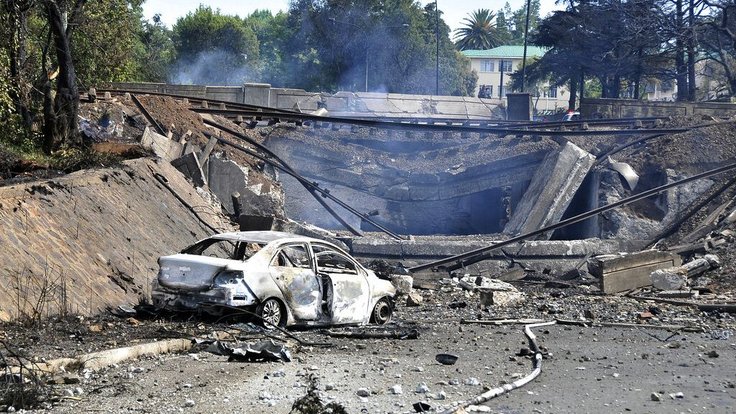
158,254 -> 239,291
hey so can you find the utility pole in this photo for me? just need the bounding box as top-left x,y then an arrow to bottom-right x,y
435,1 -> 439,95
521,0 -> 531,92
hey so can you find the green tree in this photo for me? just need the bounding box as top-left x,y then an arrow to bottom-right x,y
453,9 -> 500,50
245,9 -> 290,86
72,0 -> 146,88
698,0 -> 736,96
495,7 -> 513,45
42,0 -> 87,151
172,6 -> 259,85
276,0 -> 475,95
525,1 -> 672,102
510,0 -> 541,44
137,14 -> 175,82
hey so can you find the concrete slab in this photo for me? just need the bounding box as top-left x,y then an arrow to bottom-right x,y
140,127 -> 182,162
243,83 -> 271,106
504,142 -> 595,238
171,152 -> 206,187
350,236 -> 640,275
206,155 -> 249,215
588,250 -> 683,294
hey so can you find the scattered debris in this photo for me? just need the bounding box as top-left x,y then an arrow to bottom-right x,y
435,354 -> 458,365
325,328 -> 419,340
439,321 -> 556,414
406,292 -> 424,307
290,374 -> 348,414
650,254 -> 720,291
413,401 -> 432,412
225,340 -> 292,363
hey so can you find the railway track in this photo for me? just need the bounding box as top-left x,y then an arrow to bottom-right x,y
93,88 -> 683,137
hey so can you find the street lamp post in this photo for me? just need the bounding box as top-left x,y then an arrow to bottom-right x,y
521,0 -> 531,92
435,1 -> 440,95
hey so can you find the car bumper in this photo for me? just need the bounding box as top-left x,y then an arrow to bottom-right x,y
152,286 -> 257,312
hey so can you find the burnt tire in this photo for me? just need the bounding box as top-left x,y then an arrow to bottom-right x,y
257,298 -> 286,328
371,298 -> 392,325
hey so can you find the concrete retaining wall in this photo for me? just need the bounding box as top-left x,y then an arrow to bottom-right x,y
581,98 -> 736,119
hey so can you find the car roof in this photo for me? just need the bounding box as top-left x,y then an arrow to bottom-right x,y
208,231 -> 319,244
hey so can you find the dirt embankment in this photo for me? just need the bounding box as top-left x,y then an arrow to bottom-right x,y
0,158 -> 232,321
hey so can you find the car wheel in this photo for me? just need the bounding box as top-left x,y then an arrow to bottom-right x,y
371,298 -> 392,325
257,298 -> 286,328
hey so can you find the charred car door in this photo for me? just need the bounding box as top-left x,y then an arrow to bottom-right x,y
268,243 -> 322,321
312,244 -> 370,325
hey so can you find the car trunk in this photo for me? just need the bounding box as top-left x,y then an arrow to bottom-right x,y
158,254 -> 233,291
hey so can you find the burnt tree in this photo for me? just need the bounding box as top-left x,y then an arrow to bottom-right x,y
42,0 -> 85,152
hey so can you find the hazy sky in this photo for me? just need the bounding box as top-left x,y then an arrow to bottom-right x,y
142,0 -> 564,34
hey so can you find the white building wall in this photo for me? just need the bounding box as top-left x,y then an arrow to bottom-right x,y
468,57 -> 570,111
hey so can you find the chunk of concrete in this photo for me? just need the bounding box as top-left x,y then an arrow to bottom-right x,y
589,250 -> 682,294
478,288 -> 525,307
233,187 -> 285,218
504,142 -> 595,238
207,155 -> 249,215
406,292 -> 423,306
649,254 -> 719,291
171,152 -> 206,187
140,127 -> 182,162
458,275 -> 517,292
390,275 -> 414,295
650,268 -> 688,290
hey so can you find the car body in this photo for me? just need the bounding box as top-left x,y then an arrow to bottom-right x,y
151,231 -> 396,327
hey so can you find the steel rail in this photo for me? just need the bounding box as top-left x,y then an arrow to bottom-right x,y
127,90 -> 362,237
130,94 -> 166,136
203,131 -> 363,237
130,94 -> 363,236
408,161 -> 736,273
192,107 -> 691,137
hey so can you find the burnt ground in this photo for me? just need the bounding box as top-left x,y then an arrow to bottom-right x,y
1,283 -> 735,413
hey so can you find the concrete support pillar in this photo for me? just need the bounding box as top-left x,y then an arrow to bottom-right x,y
504,142 -> 596,239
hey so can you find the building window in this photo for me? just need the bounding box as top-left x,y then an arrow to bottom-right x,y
548,87 -> 557,98
478,85 -> 493,98
499,60 -> 513,72
480,60 -> 494,72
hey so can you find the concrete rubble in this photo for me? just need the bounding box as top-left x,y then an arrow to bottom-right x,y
650,254 -> 720,290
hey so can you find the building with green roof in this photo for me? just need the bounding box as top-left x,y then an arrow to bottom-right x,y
461,46 -> 570,112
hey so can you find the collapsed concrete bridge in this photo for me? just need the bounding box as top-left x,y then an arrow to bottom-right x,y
266,126 -> 596,237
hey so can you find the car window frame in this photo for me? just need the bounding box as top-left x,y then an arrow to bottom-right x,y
311,242 -> 364,276
269,242 -> 313,270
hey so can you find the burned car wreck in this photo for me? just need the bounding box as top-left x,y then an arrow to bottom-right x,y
151,231 -> 396,327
